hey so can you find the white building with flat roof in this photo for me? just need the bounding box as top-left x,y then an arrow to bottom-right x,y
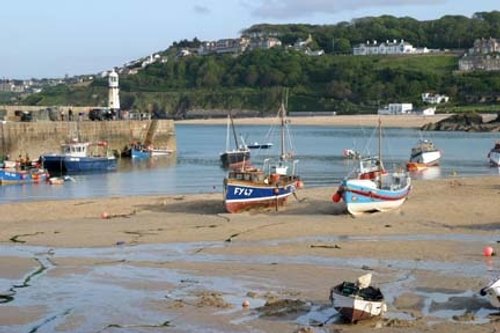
378,103 -> 413,115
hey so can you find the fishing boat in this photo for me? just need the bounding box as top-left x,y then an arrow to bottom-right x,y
480,277 -> 500,308
487,141 -> 500,167
223,99 -> 302,213
329,273 -> 387,323
41,141 -> 117,174
0,165 -> 49,185
220,114 -> 250,169
406,139 -> 441,171
127,144 -> 173,159
247,142 -> 273,150
332,119 -> 411,216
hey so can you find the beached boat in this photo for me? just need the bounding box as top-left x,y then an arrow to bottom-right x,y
223,100 -> 302,213
487,141 -> 500,167
480,277 -> 500,308
332,119 -> 411,216
220,114 -> 250,169
41,141 -> 117,174
406,139 -> 441,171
329,274 -> 387,323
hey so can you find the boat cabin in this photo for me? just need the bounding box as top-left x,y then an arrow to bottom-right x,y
61,143 -> 91,157
61,142 -> 109,158
228,169 -> 265,183
412,139 -> 437,154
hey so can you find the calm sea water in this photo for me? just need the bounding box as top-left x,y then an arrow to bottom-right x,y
0,124 -> 498,204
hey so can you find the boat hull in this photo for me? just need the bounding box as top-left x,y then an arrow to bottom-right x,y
488,151 -> 500,167
0,169 -> 49,185
409,150 -> 441,166
42,155 -> 117,174
340,178 -> 411,217
224,179 -> 297,213
330,287 -> 386,323
131,148 -> 150,159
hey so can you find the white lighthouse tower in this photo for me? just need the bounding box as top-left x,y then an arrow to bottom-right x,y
108,69 -> 120,118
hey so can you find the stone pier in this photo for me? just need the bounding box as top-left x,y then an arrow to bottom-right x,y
0,120 -> 176,159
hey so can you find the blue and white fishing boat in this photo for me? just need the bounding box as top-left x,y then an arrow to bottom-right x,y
0,162 -> 49,185
332,119 -> 411,216
129,145 -> 173,159
223,98 -> 303,213
41,141 -> 117,174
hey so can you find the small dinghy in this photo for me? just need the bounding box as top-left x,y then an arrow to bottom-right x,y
329,273 -> 387,323
480,277 -> 500,308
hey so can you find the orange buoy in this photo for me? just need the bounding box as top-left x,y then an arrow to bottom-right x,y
271,173 -> 280,183
483,246 -> 495,257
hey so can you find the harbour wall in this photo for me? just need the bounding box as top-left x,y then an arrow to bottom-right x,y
0,120 -> 176,159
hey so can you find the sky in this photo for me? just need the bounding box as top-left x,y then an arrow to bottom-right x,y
0,0 -> 497,79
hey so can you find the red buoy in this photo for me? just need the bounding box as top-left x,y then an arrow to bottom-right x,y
332,192 -> 342,203
483,246 -> 495,257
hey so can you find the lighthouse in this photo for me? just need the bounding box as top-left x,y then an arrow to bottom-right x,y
108,69 -> 120,118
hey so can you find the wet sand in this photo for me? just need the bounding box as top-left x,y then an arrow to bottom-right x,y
0,176 -> 499,332
176,114 -> 451,128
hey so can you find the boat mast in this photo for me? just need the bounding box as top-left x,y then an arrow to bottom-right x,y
280,89 -> 288,161
377,117 -> 384,183
225,115 -> 230,151
229,113 -> 240,150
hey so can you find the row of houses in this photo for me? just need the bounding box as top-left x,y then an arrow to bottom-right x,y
353,39 -> 430,56
0,79 -> 50,94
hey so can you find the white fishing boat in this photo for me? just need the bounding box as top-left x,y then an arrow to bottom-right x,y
407,139 -> 441,171
480,277 -> 500,308
329,273 -> 387,323
487,141 -> 500,167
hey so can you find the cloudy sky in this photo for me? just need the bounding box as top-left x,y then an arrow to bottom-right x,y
0,0 -> 497,79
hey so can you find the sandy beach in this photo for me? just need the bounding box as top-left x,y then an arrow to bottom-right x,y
0,176 -> 499,332
176,114 -> 452,128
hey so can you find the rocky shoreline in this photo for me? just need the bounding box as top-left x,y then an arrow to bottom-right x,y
421,112 -> 500,132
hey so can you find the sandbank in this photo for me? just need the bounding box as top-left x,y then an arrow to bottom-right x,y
176,114 -> 452,128
0,176 -> 499,332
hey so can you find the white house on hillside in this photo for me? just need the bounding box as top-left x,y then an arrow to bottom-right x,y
378,103 -> 413,115
421,92 -> 449,104
353,39 -> 429,56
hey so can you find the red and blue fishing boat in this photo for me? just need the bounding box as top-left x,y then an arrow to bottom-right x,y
223,98 -> 302,213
